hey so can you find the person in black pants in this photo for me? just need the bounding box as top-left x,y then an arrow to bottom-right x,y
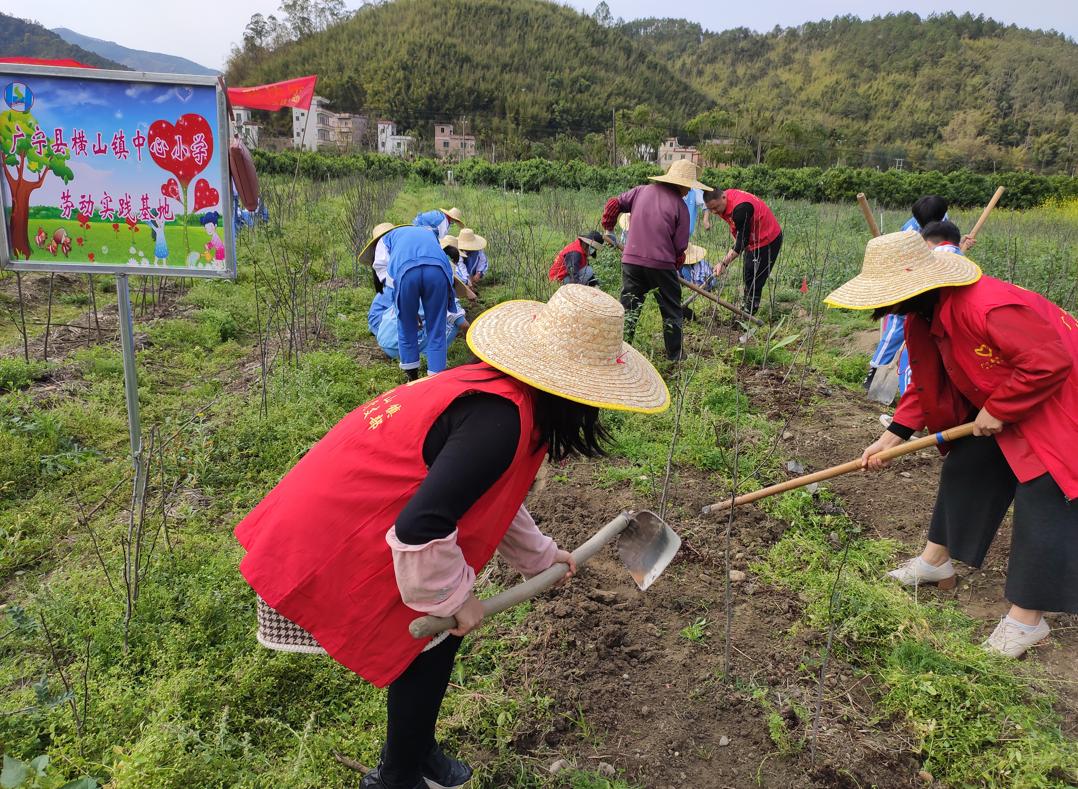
704,189 -> 784,317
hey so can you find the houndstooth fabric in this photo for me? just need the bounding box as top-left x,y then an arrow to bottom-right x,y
255,596 -> 449,656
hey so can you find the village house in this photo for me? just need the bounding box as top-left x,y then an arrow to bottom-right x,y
377,120 -> 415,157
434,123 -> 476,160
658,137 -> 702,168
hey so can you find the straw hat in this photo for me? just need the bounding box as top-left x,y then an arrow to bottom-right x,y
824,231 -> 982,310
467,285 -> 670,413
683,244 -> 707,266
440,234 -> 459,250
617,213 -> 631,232
358,222 -> 406,267
457,228 -> 487,251
442,207 -> 464,224
578,235 -> 603,253
649,159 -> 711,191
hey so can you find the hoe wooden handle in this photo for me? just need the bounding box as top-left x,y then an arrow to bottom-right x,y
967,187 -> 1005,241
857,193 -> 881,237
678,277 -> 764,326
701,423 -> 977,515
409,513 -> 631,639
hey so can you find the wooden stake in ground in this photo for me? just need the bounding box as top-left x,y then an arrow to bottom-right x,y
701,422 -> 976,515
856,193 -> 881,237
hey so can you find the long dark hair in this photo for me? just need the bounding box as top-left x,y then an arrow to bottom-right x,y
872,289 -> 940,321
458,360 -> 610,461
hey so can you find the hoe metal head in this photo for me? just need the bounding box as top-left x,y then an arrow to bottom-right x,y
616,510 -> 682,591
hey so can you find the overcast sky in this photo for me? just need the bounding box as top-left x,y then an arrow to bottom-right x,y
8,0 -> 1076,73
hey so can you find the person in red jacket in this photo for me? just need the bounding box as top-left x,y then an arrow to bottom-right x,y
826,231 -> 1078,658
703,188 -> 783,316
234,285 -> 670,789
549,231 -> 605,286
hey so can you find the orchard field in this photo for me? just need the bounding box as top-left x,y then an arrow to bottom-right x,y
0,176 -> 1076,788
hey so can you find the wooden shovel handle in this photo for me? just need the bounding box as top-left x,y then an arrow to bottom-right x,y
701,422 -> 976,515
409,513 -> 632,639
857,193 -> 881,237
967,186 -> 1005,242
679,277 -> 764,326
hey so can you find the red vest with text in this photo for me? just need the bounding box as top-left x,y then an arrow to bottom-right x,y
895,276 -> 1078,499
720,189 -> 781,251
234,364 -> 547,686
549,239 -> 589,281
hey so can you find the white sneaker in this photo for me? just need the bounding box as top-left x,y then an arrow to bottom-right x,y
887,556 -> 956,589
983,616 -> 1050,658
879,414 -> 893,429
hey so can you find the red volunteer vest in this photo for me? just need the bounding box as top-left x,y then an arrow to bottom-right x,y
720,189 -> 781,251
898,277 -> 1078,498
549,239 -> 589,281
234,364 -> 547,687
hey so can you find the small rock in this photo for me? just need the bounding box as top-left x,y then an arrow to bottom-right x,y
641,705 -> 650,715
900,471 -> 912,479
917,770 -> 934,784
827,532 -> 842,551
597,762 -> 616,778
622,673 -> 629,680
786,460 -> 805,474
782,431 -> 794,440
718,735 -> 731,747
729,570 -> 747,583
549,759 -> 570,774
806,482 -> 820,494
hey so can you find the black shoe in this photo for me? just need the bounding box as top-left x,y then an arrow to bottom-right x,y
404,367 -> 420,382
682,305 -> 696,322
667,350 -> 688,362
862,367 -> 877,391
360,765 -> 426,789
422,742 -> 473,789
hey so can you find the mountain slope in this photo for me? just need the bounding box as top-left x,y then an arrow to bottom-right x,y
226,0 -> 712,139
52,27 -> 218,75
0,13 -> 123,69
620,12 -> 1078,171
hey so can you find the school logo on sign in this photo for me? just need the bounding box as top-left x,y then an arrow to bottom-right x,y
4,82 -> 33,112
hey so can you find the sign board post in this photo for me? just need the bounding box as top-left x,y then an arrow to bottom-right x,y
0,64 -> 236,467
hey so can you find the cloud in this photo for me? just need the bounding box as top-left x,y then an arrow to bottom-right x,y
50,88 -> 109,108
125,85 -> 152,99
115,111 -> 123,120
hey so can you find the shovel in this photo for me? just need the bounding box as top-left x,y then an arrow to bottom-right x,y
409,510 -> 681,639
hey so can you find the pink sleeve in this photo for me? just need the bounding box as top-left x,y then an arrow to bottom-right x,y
496,505 -> 559,579
386,526 -> 475,617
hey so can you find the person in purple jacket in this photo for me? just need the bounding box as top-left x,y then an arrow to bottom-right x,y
602,159 -> 710,361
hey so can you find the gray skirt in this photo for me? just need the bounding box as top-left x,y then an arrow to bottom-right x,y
928,435 -> 1078,613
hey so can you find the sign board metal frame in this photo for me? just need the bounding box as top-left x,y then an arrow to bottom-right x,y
0,64 -> 235,280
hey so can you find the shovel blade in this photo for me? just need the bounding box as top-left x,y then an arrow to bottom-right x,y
616,510 -> 681,591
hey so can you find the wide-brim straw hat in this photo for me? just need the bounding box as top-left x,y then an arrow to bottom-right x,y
440,234 -> 459,249
825,231 -> 982,310
442,207 -> 464,223
578,235 -> 603,252
359,222 -> 407,267
467,285 -> 670,413
649,159 -> 711,191
617,213 -> 631,231
457,228 -> 487,251
683,244 -> 707,266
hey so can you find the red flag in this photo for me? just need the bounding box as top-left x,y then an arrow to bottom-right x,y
799,277 -> 809,294
227,75 -> 318,112
0,56 -> 96,68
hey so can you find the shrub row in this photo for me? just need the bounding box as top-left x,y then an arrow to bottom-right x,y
251,150 -> 1078,209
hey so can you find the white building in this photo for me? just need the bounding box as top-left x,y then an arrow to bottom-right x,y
230,108 -> 260,148
377,120 -> 414,157
292,96 -> 342,151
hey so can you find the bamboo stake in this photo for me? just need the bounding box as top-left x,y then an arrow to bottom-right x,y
857,193 -> 881,237
701,422 -> 976,515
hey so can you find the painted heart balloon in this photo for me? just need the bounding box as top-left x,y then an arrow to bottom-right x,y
192,178 -> 219,212
147,114 -> 214,189
160,178 -> 181,201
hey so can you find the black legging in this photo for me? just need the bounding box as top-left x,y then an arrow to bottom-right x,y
620,263 -> 683,360
381,634 -> 463,786
742,232 -> 783,315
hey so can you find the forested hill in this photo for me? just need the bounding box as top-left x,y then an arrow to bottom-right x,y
225,0 -> 712,140
0,13 -> 123,69
619,12 -> 1077,172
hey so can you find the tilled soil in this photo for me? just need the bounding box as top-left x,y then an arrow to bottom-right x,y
483,365 -> 1076,788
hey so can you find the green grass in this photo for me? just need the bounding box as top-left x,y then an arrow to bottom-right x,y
25,219 -> 223,269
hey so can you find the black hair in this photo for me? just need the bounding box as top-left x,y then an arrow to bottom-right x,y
702,188 -> 723,203
582,230 -> 604,244
457,360 -> 610,461
199,211 -> 221,227
443,245 -> 460,264
910,196 -> 947,227
871,290 -> 941,322
921,220 -> 961,246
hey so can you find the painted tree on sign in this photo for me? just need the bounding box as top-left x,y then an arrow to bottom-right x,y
0,110 -> 74,260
